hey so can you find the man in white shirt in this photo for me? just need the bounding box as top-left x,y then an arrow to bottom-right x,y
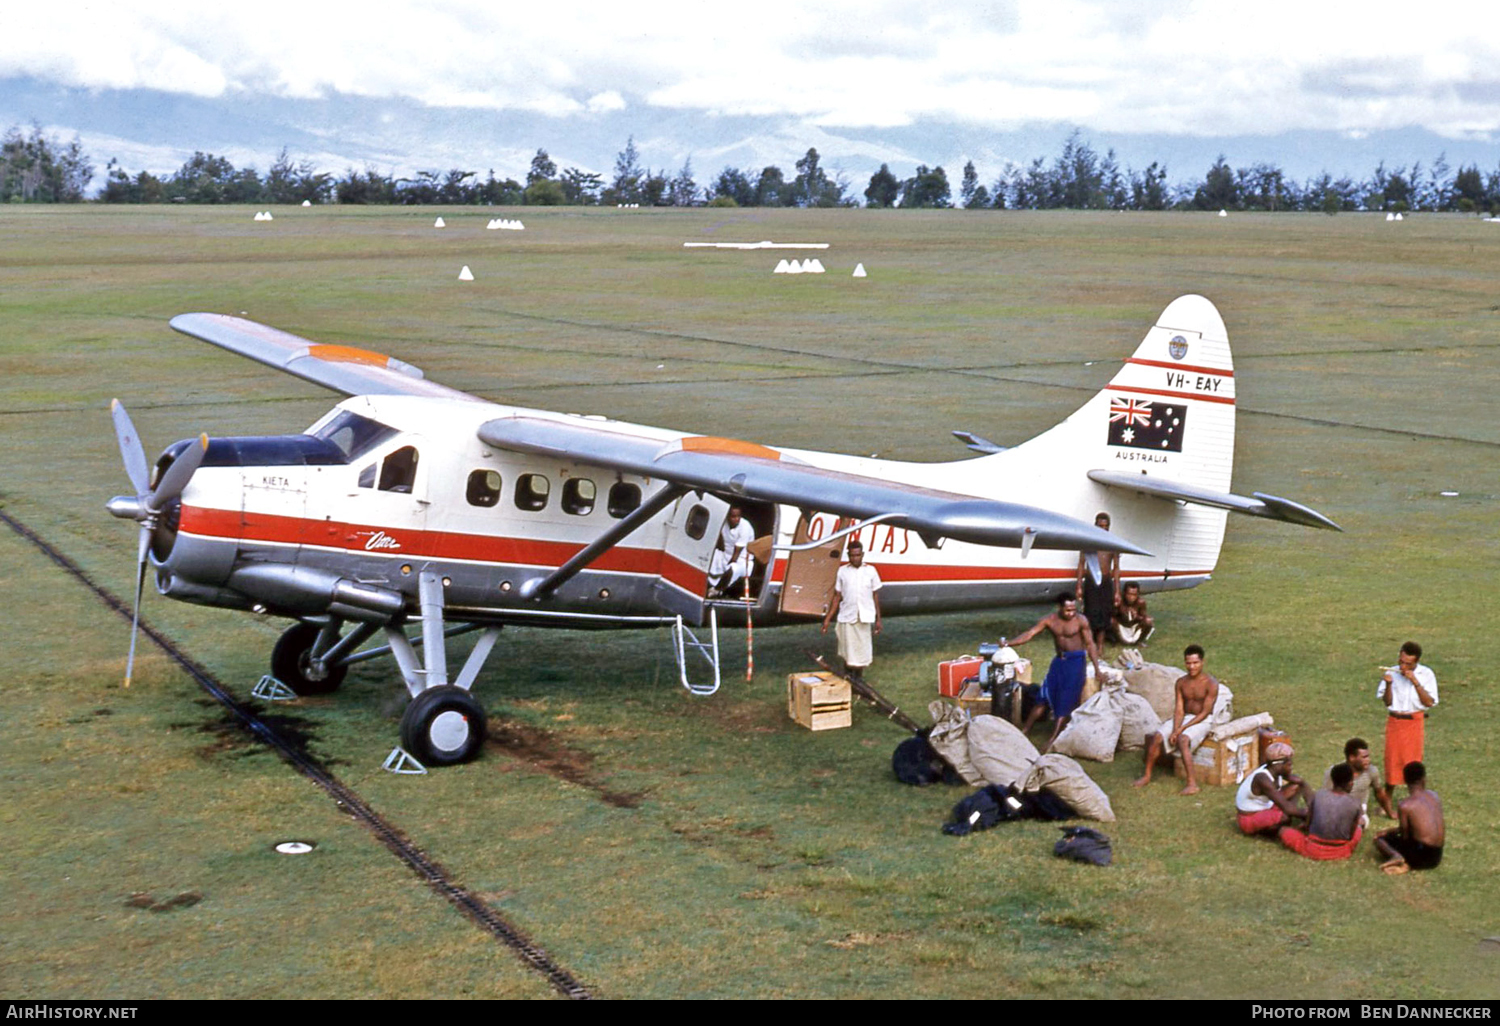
1377,640 -> 1438,790
708,506 -> 756,597
820,540 -> 882,681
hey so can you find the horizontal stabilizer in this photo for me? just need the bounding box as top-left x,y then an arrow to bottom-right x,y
1087,470 -> 1341,531
480,415 -> 1151,555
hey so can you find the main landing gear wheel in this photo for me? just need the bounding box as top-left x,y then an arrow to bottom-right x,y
400,686 -> 487,766
271,622 -> 348,696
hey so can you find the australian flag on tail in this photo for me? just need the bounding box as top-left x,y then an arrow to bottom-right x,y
1107,396 -> 1186,452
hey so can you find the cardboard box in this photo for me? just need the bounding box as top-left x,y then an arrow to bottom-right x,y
787,671 -> 852,731
939,656 -> 984,697
1175,730 -> 1261,787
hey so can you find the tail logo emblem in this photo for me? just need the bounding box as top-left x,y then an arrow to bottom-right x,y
1169,335 -> 1189,361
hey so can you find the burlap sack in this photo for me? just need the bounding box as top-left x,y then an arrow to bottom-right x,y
966,714 -> 1040,787
1050,685 -> 1124,762
1021,753 -> 1116,822
1116,693 -> 1160,752
1122,662 -> 1184,720
927,699 -> 984,785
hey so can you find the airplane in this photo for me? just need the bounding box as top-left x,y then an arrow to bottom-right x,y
106,294 -> 1339,767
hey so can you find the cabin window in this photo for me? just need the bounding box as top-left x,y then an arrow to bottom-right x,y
562,478 -> 596,516
607,482 -> 642,518
357,464 -> 376,489
515,473 -> 551,511
467,469 -> 502,507
378,446 -> 419,493
685,504 -> 710,540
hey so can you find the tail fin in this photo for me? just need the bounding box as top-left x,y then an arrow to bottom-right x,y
989,295 -> 1238,584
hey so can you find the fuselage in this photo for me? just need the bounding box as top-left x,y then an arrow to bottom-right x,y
153,391 -> 1214,631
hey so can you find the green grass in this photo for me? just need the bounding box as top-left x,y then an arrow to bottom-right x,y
1,204 -> 1497,998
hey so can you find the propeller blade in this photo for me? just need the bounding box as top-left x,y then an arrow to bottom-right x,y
124,526 -> 151,688
148,433 -> 208,512
110,399 -> 151,499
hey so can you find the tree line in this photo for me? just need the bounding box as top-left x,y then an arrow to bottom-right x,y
7,119 -> 1500,214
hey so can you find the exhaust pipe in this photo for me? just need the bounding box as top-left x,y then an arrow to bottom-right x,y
228,564 -> 407,622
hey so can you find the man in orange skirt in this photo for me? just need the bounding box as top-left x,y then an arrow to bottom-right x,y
1377,641 -> 1438,788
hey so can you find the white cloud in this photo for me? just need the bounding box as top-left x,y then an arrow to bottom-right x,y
3,1 -> 1499,138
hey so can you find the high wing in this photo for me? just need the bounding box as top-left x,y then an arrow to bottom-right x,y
1086,470 -> 1342,531
477,414 -> 1148,555
170,314 -> 482,402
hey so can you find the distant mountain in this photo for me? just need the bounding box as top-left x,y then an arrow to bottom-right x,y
4,76 -> 1495,198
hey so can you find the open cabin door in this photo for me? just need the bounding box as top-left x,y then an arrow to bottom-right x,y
778,513 -> 846,617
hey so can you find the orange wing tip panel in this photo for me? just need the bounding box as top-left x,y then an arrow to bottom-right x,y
306,344 -> 425,379
677,436 -> 784,460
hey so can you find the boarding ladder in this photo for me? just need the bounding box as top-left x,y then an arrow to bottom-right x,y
673,607 -> 721,696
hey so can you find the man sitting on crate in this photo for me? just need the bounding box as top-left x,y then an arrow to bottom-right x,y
1132,644 -> 1220,796
1278,762 -> 1364,860
1007,593 -> 1102,749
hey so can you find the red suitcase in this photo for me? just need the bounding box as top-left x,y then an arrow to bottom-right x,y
938,656 -> 985,697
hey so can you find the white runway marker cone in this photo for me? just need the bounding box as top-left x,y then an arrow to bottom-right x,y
458,265 -> 474,281
774,259 -> 790,273
852,263 -> 867,277
434,216 -> 446,228
301,200 -> 311,207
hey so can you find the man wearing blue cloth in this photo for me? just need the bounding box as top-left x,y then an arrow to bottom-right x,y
1009,593 -> 1103,749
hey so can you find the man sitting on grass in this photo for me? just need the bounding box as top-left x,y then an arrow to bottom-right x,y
1235,742 -> 1308,835
1324,737 -> 1395,827
1374,761 -> 1444,874
1278,762 -> 1363,860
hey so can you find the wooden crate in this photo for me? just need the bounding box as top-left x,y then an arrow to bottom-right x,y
787,671 -> 852,731
1175,730 -> 1261,787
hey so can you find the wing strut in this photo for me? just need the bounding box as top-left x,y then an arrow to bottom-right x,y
519,485 -> 689,600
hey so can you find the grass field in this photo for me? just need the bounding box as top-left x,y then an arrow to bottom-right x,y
1,204 -> 1497,999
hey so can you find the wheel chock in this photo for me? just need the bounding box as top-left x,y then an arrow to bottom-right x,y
251,675 -> 299,701
382,747 -> 428,775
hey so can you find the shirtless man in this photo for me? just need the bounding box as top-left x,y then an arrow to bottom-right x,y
1009,593 -> 1102,749
1278,762 -> 1364,860
1110,582 -> 1154,644
1235,742 -> 1309,835
1375,761 -> 1445,874
1132,644 -> 1221,795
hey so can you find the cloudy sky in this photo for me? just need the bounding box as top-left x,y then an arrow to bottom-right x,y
4,1 -> 1499,194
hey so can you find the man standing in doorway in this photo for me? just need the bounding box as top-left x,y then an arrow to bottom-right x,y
821,539 -> 882,682
709,505 -> 756,597
1377,641 -> 1438,789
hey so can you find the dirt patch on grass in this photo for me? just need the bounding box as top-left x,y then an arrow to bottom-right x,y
125,890 -> 203,912
485,718 -> 646,809
176,698 -> 339,766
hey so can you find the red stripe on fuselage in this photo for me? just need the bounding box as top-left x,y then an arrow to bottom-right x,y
180,505 -> 1210,591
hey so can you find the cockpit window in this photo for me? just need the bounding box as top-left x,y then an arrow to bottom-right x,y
378,446 -> 419,493
311,410 -> 399,462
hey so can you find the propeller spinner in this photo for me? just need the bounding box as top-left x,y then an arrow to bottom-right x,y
106,399 -> 207,686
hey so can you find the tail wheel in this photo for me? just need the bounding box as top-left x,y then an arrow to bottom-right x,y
400,686 -> 487,766
270,622 -> 348,696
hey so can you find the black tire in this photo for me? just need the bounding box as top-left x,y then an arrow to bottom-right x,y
399,686 -> 487,766
270,622 -> 348,696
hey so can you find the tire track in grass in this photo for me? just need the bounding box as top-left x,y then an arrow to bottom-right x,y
0,506 -> 593,1001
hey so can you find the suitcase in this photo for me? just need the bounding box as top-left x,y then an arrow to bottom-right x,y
939,656 -> 985,697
